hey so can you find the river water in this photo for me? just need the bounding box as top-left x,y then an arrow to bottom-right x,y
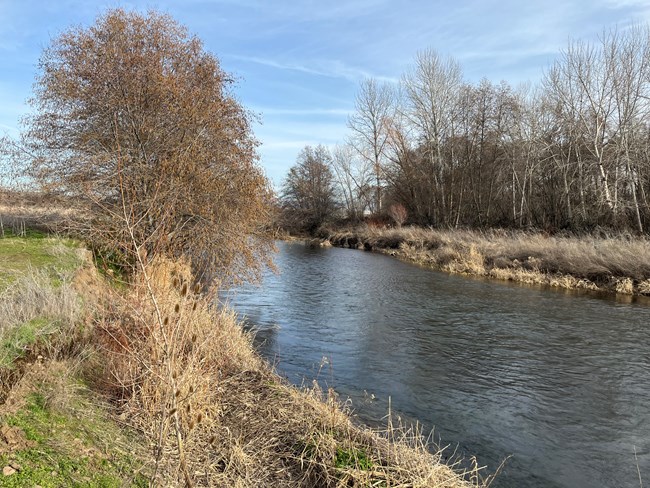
222,241 -> 650,488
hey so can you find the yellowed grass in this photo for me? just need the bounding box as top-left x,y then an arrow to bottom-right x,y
0,232 -> 491,487
96,258 -> 486,487
0,190 -> 87,235
639,279 -> 650,295
323,226 -> 650,296
0,268 -> 81,331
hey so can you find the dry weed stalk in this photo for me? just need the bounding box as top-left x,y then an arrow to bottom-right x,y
98,255 -> 483,486
0,268 -> 80,331
98,252 -> 263,485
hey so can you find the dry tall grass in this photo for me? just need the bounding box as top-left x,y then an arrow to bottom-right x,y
95,258 -> 487,487
0,268 -> 81,331
322,226 -> 650,296
0,189 -> 88,235
0,264 -> 91,407
0,268 -> 85,377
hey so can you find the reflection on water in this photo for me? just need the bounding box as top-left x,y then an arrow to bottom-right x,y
222,241 -> 650,488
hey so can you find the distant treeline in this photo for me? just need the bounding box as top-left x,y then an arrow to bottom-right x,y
280,26 -> 650,234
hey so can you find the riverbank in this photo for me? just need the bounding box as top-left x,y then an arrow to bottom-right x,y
315,226 -> 650,297
0,231 -> 486,486
0,189 -> 87,236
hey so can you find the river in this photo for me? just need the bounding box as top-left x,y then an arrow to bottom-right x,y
222,241 -> 650,488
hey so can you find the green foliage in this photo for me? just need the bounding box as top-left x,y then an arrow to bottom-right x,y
91,246 -> 129,285
335,446 -> 374,471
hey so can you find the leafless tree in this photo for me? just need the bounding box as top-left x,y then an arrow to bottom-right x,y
542,26 -> 650,231
347,78 -> 396,214
331,143 -> 373,220
608,25 -> 650,233
281,145 -> 338,231
402,49 -> 462,225
280,29 -> 650,235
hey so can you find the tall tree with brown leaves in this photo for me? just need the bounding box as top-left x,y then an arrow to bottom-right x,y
22,9 -> 273,282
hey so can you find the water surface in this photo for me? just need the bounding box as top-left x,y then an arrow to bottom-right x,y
223,241 -> 650,488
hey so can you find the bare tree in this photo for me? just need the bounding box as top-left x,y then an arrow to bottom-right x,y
388,203 -> 407,227
542,26 -> 650,231
546,36 -> 618,215
278,30 -> 650,235
348,78 -> 396,214
402,49 -> 463,225
331,143 -> 373,220
281,145 -> 338,232
608,25 -> 650,233
20,9 -> 273,281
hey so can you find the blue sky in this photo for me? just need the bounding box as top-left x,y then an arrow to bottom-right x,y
2,0 -> 650,186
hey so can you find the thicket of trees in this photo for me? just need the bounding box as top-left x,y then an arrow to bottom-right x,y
14,9 -> 273,281
281,26 -> 650,234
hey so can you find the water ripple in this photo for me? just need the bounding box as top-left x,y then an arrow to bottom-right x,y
223,242 -> 650,488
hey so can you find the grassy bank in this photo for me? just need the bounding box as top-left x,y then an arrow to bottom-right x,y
0,232 -> 147,486
0,231 -> 489,487
319,226 -> 650,297
0,189 -> 86,237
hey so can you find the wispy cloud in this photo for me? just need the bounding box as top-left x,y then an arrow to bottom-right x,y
253,107 -> 351,116
3,0 -> 650,183
230,55 -> 398,84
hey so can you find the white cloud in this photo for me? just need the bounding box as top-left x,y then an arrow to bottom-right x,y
254,107 -> 351,116
230,55 -> 398,84
5,0 -> 650,184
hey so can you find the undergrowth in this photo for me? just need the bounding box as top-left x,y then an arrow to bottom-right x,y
322,225 -> 650,296
0,361 -> 148,487
94,258 -> 489,487
0,232 -> 491,487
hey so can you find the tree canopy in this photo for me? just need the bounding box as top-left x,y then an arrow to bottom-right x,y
281,145 -> 338,232
281,27 -> 650,234
23,9 -> 273,281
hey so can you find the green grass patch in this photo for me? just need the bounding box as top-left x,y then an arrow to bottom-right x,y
334,446 -> 374,471
0,233 -> 82,290
0,318 -> 58,369
1,386 -> 148,487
